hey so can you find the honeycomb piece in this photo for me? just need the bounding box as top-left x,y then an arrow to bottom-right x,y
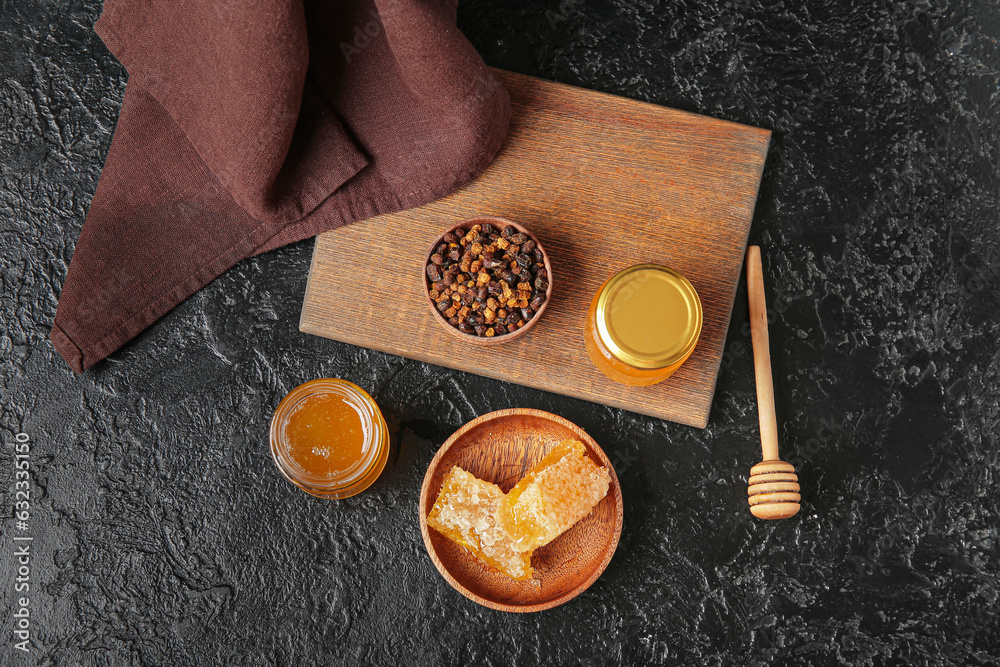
498,439 -> 611,553
427,466 -> 533,580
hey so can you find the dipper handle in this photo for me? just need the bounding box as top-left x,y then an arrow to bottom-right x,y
746,246 -> 779,462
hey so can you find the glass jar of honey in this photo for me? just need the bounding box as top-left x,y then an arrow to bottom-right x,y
269,379 -> 389,499
584,264 -> 703,387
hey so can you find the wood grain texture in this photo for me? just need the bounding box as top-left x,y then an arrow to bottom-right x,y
418,409 -> 622,613
301,70 -> 770,428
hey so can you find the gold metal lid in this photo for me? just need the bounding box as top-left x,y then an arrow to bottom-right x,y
595,264 -> 703,370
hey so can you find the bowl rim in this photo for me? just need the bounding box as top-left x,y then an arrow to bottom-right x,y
418,408 -> 623,613
422,216 -> 554,346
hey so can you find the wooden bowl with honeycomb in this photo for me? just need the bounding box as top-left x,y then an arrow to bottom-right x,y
418,409 -> 623,612
422,216 -> 554,346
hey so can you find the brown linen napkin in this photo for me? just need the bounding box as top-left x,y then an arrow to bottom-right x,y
51,0 -> 510,373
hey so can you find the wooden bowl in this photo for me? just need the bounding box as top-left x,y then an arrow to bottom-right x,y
419,409 -> 623,612
422,216 -> 554,346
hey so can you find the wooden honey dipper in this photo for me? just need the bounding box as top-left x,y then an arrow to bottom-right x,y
745,246 -> 801,519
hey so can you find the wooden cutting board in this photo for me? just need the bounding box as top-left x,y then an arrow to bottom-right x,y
301,70 -> 769,428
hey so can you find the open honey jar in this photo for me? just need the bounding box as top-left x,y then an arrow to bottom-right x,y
269,379 -> 389,499
584,264 -> 703,387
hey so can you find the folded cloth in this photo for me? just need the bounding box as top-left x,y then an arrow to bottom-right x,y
51,0 -> 510,372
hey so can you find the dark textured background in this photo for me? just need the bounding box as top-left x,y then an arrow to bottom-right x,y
2,0 -> 999,665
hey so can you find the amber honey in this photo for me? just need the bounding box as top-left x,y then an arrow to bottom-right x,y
269,379 -> 389,499
427,466 -> 533,581
426,438 -> 612,580
498,439 -> 611,553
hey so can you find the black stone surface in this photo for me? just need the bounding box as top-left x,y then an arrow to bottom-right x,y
2,0 -> 999,665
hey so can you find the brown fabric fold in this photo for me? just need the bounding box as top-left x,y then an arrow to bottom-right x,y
52,0 -> 510,372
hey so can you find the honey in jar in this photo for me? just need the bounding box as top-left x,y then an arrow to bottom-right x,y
269,379 -> 389,499
584,264 -> 702,387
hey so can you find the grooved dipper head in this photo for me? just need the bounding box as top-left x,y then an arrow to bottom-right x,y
748,459 -> 800,520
